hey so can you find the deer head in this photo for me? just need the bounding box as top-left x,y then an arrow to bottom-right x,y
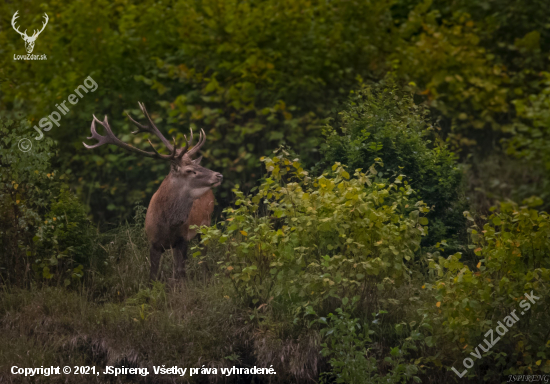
83,102 -> 222,198
11,11 -> 49,54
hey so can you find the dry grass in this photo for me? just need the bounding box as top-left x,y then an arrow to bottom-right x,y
0,223 -> 323,384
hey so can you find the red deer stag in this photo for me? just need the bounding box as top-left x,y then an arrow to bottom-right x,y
83,102 -> 222,280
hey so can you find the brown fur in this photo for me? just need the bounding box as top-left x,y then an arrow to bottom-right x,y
144,156 -> 221,280
183,190 -> 215,241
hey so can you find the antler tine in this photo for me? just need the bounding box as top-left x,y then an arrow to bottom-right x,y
126,102 -> 174,152
11,11 -> 27,37
170,137 -> 178,160
146,139 -> 162,157
187,128 -> 206,157
82,115 -> 115,149
33,13 -> 48,37
177,128 -> 194,159
83,114 -> 173,159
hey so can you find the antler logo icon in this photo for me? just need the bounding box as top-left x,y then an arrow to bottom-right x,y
11,11 -> 49,54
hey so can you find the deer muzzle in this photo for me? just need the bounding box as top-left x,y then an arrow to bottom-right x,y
212,173 -> 223,187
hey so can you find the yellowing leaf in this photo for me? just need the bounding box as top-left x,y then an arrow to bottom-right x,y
16,200 -> 20,204
421,285 -> 425,289
226,218 -> 234,221
476,262 -> 481,269
227,266 -> 234,271
240,230 -> 248,236
53,217 -> 57,221
436,302 -> 441,308
536,360 -> 541,366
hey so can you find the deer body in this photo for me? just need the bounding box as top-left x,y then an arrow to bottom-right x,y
145,177 -> 217,279
84,102 -> 222,280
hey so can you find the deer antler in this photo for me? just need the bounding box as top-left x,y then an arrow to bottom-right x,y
185,128 -> 206,158
11,11 -> 48,39
126,102 -> 175,151
83,102 -> 207,161
83,114 -> 178,160
32,13 -> 49,38
11,11 -> 28,38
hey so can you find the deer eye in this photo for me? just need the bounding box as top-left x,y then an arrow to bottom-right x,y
185,169 -> 196,175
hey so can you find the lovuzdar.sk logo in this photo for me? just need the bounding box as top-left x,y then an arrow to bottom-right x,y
11,10 -> 48,61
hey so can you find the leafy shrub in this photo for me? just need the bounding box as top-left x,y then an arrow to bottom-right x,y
316,296 -> 422,384
319,82 -> 467,249
421,197 -> 550,380
34,190 -> 92,285
505,71 -> 550,204
197,149 -> 429,308
0,117 -> 92,286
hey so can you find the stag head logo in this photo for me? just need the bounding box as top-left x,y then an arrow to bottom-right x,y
11,11 -> 49,54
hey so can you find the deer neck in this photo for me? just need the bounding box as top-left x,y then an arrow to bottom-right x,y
159,175 -> 196,227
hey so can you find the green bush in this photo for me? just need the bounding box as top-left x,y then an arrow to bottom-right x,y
197,150 -> 429,308
316,296 -> 422,384
33,190 -> 92,285
319,83 -> 467,249
0,117 -> 92,286
421,197 -> 550,380
505,71 -> 550,204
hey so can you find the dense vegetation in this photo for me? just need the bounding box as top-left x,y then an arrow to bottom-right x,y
1,0 -> 549,382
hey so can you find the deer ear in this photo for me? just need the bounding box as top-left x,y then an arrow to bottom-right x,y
193,156 -> 203,165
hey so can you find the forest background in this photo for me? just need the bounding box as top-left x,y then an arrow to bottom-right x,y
1,0 -> 549,383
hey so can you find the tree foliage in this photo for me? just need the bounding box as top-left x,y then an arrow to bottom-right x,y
319,82 -> 466,248
0,117 -> 92,286
1,0 -> 548,221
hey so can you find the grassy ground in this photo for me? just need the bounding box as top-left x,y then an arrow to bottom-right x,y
0,223 -> 322,384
